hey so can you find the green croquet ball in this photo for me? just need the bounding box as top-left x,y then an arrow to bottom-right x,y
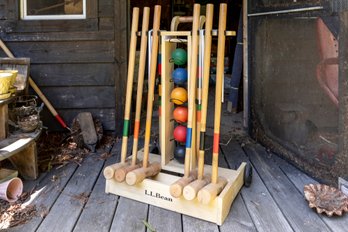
171,48 -> 187,66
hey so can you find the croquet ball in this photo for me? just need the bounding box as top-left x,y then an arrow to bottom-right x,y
174,145 -> 186,164
170,87 -> 187,105
173,106 -> 188,123
171,48 -> 187,65
172,68 -> 188,85
173,125 -> 187,143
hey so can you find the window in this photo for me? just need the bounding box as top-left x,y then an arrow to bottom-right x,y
21,0 -> 86,20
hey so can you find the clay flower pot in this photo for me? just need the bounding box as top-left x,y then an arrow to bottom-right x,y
0,177 -> 23,203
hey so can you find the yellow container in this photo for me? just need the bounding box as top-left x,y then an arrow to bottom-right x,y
0,70 -> 18,86
0,73 -> 13,94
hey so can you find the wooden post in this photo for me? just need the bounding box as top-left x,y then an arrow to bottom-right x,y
9,141 -> 38,180
243,0 -> 249,128
0,104 -> 8,139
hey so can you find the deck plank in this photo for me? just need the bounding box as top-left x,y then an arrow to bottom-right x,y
180,138 -> 224,232
7,163 -> 78,232
36,154 -> 105,232
109,198 -> 148,232
277,155 -> 348,232
182,216 -> 219,232
244,143 -> 331,232
220,193 -> 257,232
105,138 -> 149,232
147,206 -> 182,232
73,156 -> 119,232
5,133 -> 348,232
218,142 -> 257,232
222,141 -> 294,232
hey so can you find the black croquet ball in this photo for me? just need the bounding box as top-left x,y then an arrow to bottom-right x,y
174,145 -> 186,164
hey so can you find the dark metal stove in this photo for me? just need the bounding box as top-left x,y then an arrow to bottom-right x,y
249,0 -> 348,183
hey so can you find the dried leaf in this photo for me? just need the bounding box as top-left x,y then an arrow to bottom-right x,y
142,220 -> 156,232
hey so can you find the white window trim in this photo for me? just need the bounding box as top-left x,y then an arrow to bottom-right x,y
20,0 -> 87,20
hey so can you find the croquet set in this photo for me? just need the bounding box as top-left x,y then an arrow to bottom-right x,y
104,3 -> 251,225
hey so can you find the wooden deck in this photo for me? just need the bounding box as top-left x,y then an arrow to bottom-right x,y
4,131 -> 348,232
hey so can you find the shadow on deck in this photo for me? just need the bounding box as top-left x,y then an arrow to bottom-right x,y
2,110 -> 348,232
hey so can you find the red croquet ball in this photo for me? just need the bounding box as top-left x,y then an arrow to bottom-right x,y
173,106 -> 188,123
173,125 -> 187,143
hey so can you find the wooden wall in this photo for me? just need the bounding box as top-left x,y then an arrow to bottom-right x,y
0,0 -> 128,135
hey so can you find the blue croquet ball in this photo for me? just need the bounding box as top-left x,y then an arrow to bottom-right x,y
172,68 -> 188,85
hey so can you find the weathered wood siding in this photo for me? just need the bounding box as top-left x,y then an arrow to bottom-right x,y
0,0 -> 128,134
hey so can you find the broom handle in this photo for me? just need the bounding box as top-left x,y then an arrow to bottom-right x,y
0,39 -> 69,130
143,5 -> 161,168
211,4 -> 227,184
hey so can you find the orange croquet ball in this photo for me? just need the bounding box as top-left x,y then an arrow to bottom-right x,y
170,87 -> 187,105
173,125 -> 187,143
173,106 -> 188,123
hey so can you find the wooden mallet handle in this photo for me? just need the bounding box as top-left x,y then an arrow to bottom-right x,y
184,3 -> 201,177
131,7 -> 150,166
142,5 -> 161,168
125,162 -> 161,186
211,3 -> 227,184
120,7 -> 140,163
197,3 -> 214,180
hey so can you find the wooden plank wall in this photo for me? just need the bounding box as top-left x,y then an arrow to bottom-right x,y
0,0 -> 128,134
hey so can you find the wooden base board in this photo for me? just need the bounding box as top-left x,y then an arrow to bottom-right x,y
105,153 -> 246,225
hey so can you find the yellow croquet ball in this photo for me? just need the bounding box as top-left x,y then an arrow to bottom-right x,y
170,87 -> 187,105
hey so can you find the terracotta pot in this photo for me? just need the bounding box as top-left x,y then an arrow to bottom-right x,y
0,177 -> 23,202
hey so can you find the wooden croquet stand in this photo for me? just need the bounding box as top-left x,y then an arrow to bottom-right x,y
105,27 -> 246,225
106,152 -> 246,225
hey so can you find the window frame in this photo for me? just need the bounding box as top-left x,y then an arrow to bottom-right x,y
1,0 -> 98,33
20,0 -> 87,20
